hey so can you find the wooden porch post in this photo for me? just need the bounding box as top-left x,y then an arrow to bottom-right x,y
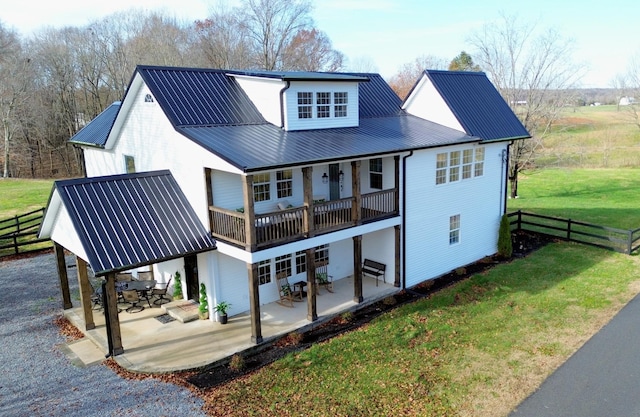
243,174 -> 257,252
302,166 -> 315,238
351,161 -> 362,225
248,262 -> 263,344
394,155 -> 400,214
204,168 -> 214,232
305,247 -> 317,321
76,257 -> 95,330
353,235 -> 363,303
394,225 -> 401,287
54,242 -> 73,309
104,272 -> 123,356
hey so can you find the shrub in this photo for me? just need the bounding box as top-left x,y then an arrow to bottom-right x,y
229,354 -> 245,371
173,271 -> 183,298
199,283 -> 208,315
497,213 -> 513,258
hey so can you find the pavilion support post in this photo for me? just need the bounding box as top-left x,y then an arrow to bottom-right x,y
353,235 -> 363,303
305,247 -> 317,322
394,225 -> 401,287
104,272 -> 123,356
243,175 -> 257,252
76,257 -> 95,330
248,262 -> 263,344
54,242 -> 73,309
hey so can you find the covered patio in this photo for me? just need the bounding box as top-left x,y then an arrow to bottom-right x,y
64,275 -> 399,372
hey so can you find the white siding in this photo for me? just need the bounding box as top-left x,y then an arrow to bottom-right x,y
403,76 -> 465,132
284,81 -> 359,131
232,75 -> 284,126
404,142 -> 507,287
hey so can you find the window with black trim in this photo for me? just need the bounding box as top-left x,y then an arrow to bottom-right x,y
315,244 -> 329,264
369,158 -> 383,190
258,260 -> 271,285
276,169 -> 293,198
275,254 -> 292,277
295,251 -> 306,274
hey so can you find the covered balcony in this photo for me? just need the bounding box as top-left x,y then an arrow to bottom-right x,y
207,158 -> 400,251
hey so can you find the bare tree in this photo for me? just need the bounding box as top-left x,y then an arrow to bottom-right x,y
469,13 -> 585,198
615,51 -> 640,129
241,0 -> 313,70
281,28 -> 344,72
387,54 -> 448,100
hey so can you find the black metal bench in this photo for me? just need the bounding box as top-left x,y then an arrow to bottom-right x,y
362,259 -> 386,286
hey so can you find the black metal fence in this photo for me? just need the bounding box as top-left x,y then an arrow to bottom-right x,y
508,210 -> 640,255
0,208 -> 51,257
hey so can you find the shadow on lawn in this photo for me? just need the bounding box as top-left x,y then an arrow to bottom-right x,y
188,230 -> 556,390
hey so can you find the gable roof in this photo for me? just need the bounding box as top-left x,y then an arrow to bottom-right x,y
40,170 -> 216,275
422,70 -> 530,141
69,101 -> 121,148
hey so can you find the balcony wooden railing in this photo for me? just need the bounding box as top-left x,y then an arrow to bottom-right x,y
210,188 -> 398,250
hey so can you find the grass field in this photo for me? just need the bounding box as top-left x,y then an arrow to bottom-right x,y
537,105 -> 640,168
507,168 -> 640,229
0,178 -> 53,219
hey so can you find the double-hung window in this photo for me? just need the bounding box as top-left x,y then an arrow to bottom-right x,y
253,173 -> 270,202
369,158 -> 383,190
334,92 -> 348,117
258,260 -> 271,285
297,92 -> 313,119
275,254 -> 292,277
276,169 -> 293,198
449,214 -> 461,245
436,146 -> 485,185
316,92 -> 331,118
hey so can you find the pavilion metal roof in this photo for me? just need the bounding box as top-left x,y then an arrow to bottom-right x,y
51,170 -> 216,275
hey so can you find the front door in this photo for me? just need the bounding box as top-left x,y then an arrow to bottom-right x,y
184,255 -> 199,301
329,163 -> 340,200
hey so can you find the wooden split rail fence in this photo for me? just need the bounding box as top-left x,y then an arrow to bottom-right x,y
508,210 -> 640,255
0,208 -> 52,257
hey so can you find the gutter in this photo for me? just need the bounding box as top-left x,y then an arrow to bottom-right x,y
401,150 -> 414,290
279,81 -> 291,128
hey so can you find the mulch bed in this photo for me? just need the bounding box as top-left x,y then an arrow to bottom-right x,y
187,230 -> 554,390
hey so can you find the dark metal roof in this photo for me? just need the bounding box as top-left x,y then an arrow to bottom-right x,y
179,115 -> 476,171
230,70 -> 369,82
136,66 -> 267,127
68,101 -> 121,147
423,70 -> 530,141
53,170 -> 216,275
349,73 -> 403,118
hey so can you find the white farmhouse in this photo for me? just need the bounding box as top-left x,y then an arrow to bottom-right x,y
40,66 -> 530,355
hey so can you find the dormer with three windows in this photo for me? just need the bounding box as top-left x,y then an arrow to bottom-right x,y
229,72 -> 367,131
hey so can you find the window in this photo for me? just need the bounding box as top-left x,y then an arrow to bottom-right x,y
315,244 -> 329,264
334,92 -> 348,117
449,214 -> 460,245
275,254 -> 292,277
369,158 -> 383,190
144,93 -> 154,103
253,173 -> 270,202
295,251 -> 306,274
474,147 -> 485,177
316,92 -> 331,118
297,92 -> 312,119
436,146 -> 485,185
258,260 -> 271,285
276,169 -> 293,198
449,151 -> 460,182
124,155 -> 136,173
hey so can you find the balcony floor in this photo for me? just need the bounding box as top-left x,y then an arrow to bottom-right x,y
64,275 -> 399,373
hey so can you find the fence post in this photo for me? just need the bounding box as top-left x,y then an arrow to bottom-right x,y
517,210 -> 522,230
13,234 -> 18,255
15,215 -> 20,233
567,219 -> 571,240
628,230 -> 633,255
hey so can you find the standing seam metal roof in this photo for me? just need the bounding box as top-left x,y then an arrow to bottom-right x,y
68,101 -> 121,147
54,170 -> 216,275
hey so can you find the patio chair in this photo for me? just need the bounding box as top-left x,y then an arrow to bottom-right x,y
121,289 -> 145,313
115,272 -> 133,282
276,272 -> 302,307
136,270 -> 154,281
151,277 -> 172,305
91,284 -> 103,311
315,262 -> 334,293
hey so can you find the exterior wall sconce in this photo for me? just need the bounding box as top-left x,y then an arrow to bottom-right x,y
339,170 -> 344,190
322,173 -> 328,184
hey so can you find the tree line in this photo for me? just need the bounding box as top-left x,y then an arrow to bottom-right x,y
3,2 -> 625,198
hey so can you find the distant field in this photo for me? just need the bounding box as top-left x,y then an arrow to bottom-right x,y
0,178 -> 54,219
537,105 -> 640,168
508,168 -> 640,230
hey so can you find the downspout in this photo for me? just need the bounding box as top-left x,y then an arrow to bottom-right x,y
279,81 -> 291,128
401,151 -> 414,290
502,143 -> 512,215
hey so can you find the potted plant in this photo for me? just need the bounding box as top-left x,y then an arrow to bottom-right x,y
173,271 -> 183,300
214,301 -> 231,324
198,283 -> 209,320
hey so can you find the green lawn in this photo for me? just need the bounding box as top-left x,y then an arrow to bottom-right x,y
0,178 -> 54,219
200,243 -> 640,417
508,168 -> 640,230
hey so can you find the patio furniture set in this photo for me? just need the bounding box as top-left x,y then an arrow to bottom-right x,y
91,272 -> 173,313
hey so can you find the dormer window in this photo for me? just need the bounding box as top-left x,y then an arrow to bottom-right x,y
297,91 -> 348,120
317,92 -> 331,118
334,92 -> 348,117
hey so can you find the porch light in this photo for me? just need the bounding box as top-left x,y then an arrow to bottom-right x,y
339,170 -> 344,190
322,173 -> 328,184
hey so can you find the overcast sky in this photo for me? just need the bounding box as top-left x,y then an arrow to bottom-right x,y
3,0 -> 638,88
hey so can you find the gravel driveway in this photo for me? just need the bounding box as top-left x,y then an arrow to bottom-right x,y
0,252 -> 207,417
